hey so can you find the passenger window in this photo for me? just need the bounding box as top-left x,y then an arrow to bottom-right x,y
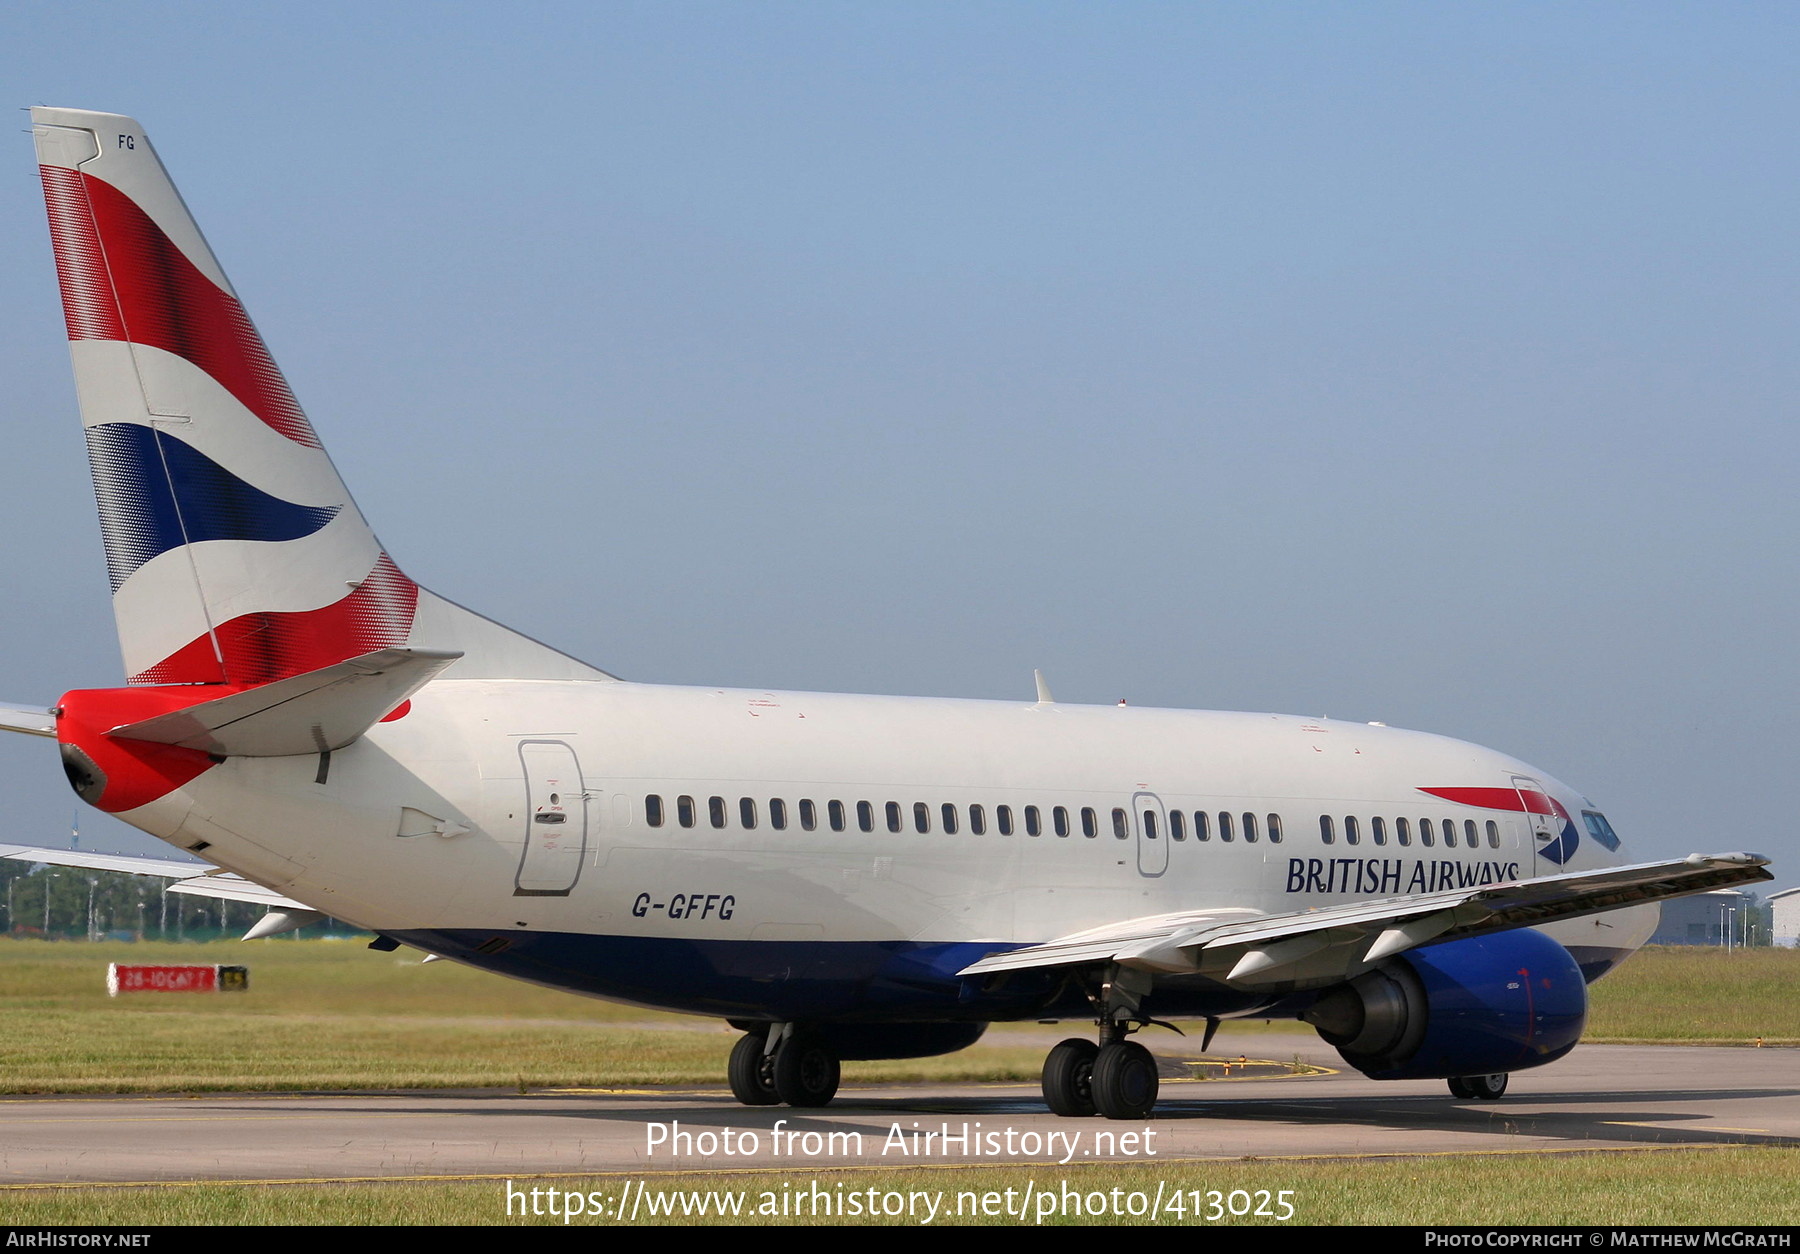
941,803 -> 958,835
1243,812 -> 1258,843
969,804 -> 985,835
799,799 -> 817,831
1054,807 -> 1070,838
645,795 -> 664,828
1266,813 -> 1282,844
1443,819 -> 1456,848
1371,816 -> 1386,846
1396,817 -> 1411,847
914,802 -> 931,834
1111,807 -> 1128,840
997,804 -> 1013,836
677,795 -> 696,829
1419,818 -> 1434,847
857,800 -> 874,833
1487,819 -> 1500,848
740,797 -> 757,830
829,800 -> 846,832
1140,810 -> 1156,840
709,796 -> 727,829
1319,814 -> 1335,845
1195,811 -> 1211,842
1170,810 -> 1186,841
1081,807 -> 1098,839
770,798 -> 787,831
1219,812 -> 1235,843
1343,816 -> 1359,846
1464,819 -> 1478,849
1025,805 -> 1041,837
886,802 -> 902,833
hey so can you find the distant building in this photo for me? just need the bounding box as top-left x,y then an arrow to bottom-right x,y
1770,887 -> 1800,949
1648,888 -> 1759,946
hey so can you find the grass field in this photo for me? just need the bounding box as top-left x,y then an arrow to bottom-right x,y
3,1148 -> 1795,1225
2,938 -> 1794,1226
0,939 -> 1793,1093
1583,946 -> 1800,1043
0,937 -> 1060,1092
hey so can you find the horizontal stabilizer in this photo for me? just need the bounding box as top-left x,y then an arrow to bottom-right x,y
960,852 -> 1773,990
106,647 -> 462,756
0,704 -> 56,738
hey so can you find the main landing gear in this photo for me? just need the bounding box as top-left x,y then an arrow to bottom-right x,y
728,1026 -> 840,1108
1041,966 -> 1162,1120
1447,1073 -> 1508,1100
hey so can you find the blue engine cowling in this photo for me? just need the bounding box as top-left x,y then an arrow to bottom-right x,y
1303,928 -> 1587,1080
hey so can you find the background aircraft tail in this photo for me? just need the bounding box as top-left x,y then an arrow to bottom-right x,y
31,108 -> 608,686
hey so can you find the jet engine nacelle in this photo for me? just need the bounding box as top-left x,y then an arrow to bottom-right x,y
1303,929 -> 1587,1080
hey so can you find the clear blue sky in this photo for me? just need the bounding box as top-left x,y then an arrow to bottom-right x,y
1,2 -> 1795,883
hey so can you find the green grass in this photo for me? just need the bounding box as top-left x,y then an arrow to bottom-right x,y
3,1148 -> 1794,1225
0,938 -> 1054,1092
1584,946 -> 1800,1043
0,939 -> 1791,1093
3,939 -> 1794,1226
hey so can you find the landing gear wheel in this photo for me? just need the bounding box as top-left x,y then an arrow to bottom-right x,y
1452,1073 -> 1508,1100
1041,1038 -> 1099,1117
773,1033 -> 840,1107
1091,1040 -> 1159,1120
728,1032 -> 780,1106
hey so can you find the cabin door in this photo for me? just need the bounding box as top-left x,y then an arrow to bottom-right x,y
515,740 -> 589,896
1133,790 -> 1170,877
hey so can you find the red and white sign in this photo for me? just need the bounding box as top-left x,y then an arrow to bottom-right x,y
106,964 -> 248,995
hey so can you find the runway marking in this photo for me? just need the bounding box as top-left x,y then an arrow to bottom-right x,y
0,1142 -> 1749,1193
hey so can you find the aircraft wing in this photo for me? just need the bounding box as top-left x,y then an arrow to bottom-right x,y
959,852 -> 1771,991
0,844 -> 313,912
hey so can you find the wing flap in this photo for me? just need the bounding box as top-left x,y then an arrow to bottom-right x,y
166,876 -> 310,908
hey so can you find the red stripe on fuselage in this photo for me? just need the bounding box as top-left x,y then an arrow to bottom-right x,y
1416,786 -> 1553,814
132,554 -> 418,686
38,165 -> 319,448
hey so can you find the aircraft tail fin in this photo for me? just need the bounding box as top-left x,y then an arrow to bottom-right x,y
30,108 -> 609,687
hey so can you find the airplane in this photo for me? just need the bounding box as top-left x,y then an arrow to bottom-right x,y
1,107 -> 1770,1120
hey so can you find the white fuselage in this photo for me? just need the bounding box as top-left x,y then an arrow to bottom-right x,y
118,679 -> 1654,1021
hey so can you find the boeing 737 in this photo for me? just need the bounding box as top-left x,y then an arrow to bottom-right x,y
1,108 -> 1770,1120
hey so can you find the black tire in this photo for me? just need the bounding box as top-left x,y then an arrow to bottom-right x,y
773,1033 -> 840,1107
728,1032 -> 780,1106
1041,1038 -> 1099,1117
1447,1075 -> 1473,1100
1092,1040 -> 1159,1120
1466,1073 -> 1508,1100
